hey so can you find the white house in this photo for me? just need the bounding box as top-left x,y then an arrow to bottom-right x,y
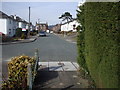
18,21 -> 28,29
0,11 -> 18,36
0,11 -> 31,36
61,19 -> 80,32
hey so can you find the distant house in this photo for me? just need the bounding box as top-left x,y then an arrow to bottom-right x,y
15,16 -> 28,30
0,11 -> 18,37
51,24 -> 61,33
36,22 -> 48,32
61,19 -> 79,32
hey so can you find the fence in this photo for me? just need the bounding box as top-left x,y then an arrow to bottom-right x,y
27,49 -> 39,90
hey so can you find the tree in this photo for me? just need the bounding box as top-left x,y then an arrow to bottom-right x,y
59,12 -> 73,23
59,12 -> 73,34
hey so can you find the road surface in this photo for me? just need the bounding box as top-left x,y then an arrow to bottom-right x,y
2,33 -> 77,61
2,33 -> 77,78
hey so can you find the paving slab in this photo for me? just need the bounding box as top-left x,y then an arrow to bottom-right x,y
49,62 -> 63,71
38,62 -> 49,71
72,62 -> 80,70
60,61 -> 77,71
33,62 -> 90,89
38,61 -> 79,71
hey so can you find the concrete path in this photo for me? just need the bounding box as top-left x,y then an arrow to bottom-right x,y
33,62 -> 90,89
38,61 -> 79,71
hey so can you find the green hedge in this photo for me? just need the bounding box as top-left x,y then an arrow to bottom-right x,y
77,4 -> 89,72
77,2 -> 119,88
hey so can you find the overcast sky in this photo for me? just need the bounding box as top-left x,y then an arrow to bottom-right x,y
1,2 -> 81,25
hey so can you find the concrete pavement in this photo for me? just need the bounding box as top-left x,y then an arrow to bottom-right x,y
38,61 -> 79,71
33,61 -> 90,89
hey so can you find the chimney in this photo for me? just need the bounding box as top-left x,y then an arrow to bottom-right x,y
14,15 -> 16,20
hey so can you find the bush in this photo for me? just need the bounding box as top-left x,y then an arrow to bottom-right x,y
2,36 -> 13,42
21,33 -> 27,39
2,56 -> 35,89
30,32 -> 37,36
15,28 -> 22,37
77,2 -> 119,88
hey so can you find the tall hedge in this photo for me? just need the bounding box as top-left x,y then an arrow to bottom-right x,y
77,2 -> 119,88
77,4 -> 88,71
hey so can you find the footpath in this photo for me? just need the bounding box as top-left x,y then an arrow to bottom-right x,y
33,61 -> 91,89
0,36 -> 37,45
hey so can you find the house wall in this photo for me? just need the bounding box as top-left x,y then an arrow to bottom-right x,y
61,20 -> 79,32
19,22 -> 26,29
6,18 -> 16,36
61,23 -> 69,32
0,19 -> 7,34
0,18 -> 19,36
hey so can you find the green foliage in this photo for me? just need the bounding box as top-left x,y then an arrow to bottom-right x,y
21,33 -> 27,39
30,31 -> 37,36
15,28 -> 22,37
2,36 -> 13,42
77,4 -> 88,72
59,12 -> 73,22
77,2 -> 119,88
2,56 -> 36,89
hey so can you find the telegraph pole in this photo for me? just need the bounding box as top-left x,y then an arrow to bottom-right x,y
38,19 -> 40,33
28,6 -> 31,37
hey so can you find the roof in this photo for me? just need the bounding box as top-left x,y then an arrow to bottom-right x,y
61,18 -> 77,25
0,11 -> 29,24
0,11 -> 11,19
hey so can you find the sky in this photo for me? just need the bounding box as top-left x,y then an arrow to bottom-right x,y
1,2 -> 81,25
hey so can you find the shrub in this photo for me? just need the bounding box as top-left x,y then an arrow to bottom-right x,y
30,32 -> 37,36
2,56 -> 35,89
15,28 -> 22,37
77,2 -> 119,88
21,33 -> 27,39
2,36 -> 13,42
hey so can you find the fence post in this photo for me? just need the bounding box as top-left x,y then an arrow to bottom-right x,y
27,49 -> 39,90
32,49 -> 39,83
35,49 -> 39,71
27,63 -> 32,90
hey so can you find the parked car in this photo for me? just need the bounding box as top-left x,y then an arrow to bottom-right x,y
39,31 -> 46,36
50,31 -> 53,34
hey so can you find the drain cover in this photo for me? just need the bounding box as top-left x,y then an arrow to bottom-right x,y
58,62 -> 64,66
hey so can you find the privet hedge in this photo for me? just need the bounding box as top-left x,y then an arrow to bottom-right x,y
77,2 -> 119,88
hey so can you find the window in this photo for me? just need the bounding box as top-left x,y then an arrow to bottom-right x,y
9,29 -> 11,34
73,24 -> 76,30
